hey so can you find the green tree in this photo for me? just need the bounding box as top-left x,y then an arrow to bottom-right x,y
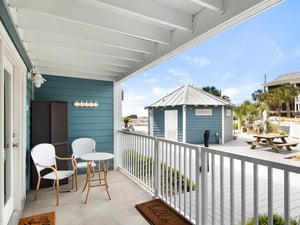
252,89 -> 264,102
280,84 -> 299,117
202,86 -> 231,102
264,88 -> 285,117
234,100 -> 262,132
202,86 -> 221,96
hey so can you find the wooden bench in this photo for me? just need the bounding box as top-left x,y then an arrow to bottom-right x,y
245,140 -> 260,149
245,140 -> 258,145
275,142 -> 298,147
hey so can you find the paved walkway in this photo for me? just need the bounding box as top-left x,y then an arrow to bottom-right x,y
212,132 -> 300,165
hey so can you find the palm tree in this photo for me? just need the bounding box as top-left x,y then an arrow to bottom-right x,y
264,88 -> 285,117
202,86 -> 231,102
252,89 -> 264,102
234,100 -> 262,132
280,84 -> 299,117
202,86 -> 221,96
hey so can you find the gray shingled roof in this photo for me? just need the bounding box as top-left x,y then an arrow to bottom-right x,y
264,72 -> 300,87
145,85 -> 234,108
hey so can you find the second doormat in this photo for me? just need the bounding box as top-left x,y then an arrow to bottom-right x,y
18,211 -> 55,225
135,199 -> 193,225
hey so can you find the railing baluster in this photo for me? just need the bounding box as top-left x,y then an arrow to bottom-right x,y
284,171 -> 290,225
211,153 -> 216,225
201,148 -> 208,225
254,164 -> 258,225
230,158 -> 234,225
220,155 -> 224,225
241,161 -> 246,225
154,138 -> 159,198
268,166 -> 273,225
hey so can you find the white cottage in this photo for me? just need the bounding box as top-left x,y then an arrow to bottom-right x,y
145,85 -> 235,145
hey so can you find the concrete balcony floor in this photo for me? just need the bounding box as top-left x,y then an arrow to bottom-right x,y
21,170 -> 152,225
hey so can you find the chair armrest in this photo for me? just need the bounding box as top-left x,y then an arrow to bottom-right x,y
55,156 -> 77,170
36,163 -> 57,172
55,156 -> 74,161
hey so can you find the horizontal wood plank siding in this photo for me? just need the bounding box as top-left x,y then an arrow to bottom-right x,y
186,106 -> 222,144
34,75 -> 114,168
177,106 -> 183,142
153,107 -> 165,138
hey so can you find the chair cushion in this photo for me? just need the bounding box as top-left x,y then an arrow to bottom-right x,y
42,170 -> 74,180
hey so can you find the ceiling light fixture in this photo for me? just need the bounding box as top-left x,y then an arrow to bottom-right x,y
28,67 -> 46,88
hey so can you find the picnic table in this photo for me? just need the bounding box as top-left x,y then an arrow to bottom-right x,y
245,134 -> 298,152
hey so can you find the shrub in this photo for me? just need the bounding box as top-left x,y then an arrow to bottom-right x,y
279,130 -> 286,135
245,214 -> 300,225
233,123 -> 238,130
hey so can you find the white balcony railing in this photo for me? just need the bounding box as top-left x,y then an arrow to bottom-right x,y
118,131 -> 300,225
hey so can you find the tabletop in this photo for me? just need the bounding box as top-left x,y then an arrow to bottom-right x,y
253,134 -> 287,139
80,152 -> 114,161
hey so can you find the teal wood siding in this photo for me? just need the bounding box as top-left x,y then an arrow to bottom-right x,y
186,106 -> 222,144
224,106 -> 233,142
33,75 -> 114,171
153,107 -> 164,138
177,106 -> 183,142
153,106 -> 182,141
26,80 -> 32,191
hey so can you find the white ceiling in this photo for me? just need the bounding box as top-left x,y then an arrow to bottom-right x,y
6,0 -> 282,82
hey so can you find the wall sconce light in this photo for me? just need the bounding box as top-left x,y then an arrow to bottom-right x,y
27,68 -> 46,88
73,100 -> 99,108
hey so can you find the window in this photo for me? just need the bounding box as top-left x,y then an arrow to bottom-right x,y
195,108 -> 212,116
226,109 -> 232,116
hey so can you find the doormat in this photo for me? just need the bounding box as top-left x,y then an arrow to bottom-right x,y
135,199 -> 193,225
18,211 -> 55,225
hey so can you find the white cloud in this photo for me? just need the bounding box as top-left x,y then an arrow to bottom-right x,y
182,56 -> 211,67
167,68 -> 193,84
122,91 -> 149,117
222,88 -> 238,97
145,78 -> 158,83
152,87 -> 166,96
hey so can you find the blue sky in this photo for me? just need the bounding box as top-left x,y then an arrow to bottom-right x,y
122,0 -> 300,117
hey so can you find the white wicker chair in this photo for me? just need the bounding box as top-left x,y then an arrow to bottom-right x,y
71,138 -> 96,187
31,143 -> 77,206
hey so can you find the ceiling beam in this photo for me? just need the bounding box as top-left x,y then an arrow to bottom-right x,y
38,66 -> 119,81
28,44 -> 134,68
29,51 -> 129,73
8,0 -> 172,44
17,9 -> 156,55
80,0 -> 193,31
32,59 -> 122,77
23,31 -> 144,62
189,0 -> 224,14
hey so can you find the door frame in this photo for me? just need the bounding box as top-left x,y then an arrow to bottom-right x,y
0,21 -> 27,225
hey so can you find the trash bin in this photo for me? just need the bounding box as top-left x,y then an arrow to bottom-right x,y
204,130 -> 210,147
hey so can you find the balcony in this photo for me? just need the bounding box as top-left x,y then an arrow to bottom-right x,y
21,131 -> 300,225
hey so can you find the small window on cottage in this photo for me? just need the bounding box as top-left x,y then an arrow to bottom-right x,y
195,108 -> 212,115
226,109 -> 232,116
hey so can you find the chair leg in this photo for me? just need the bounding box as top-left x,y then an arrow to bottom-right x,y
74,172 -> 78,191
55,179 -> 60,206
34,178 -> 41,201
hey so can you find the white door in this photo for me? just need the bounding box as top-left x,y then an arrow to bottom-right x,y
165,110 -> 178,141
3,58 -> 14,225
